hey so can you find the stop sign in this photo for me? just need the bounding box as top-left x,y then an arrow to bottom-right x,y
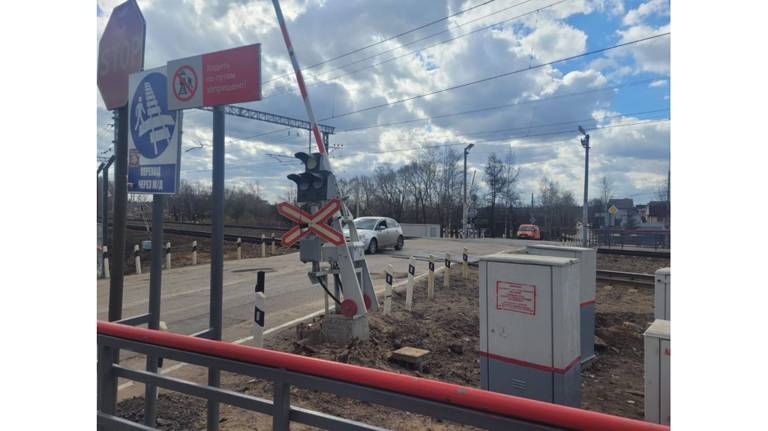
97,0 -> 146,110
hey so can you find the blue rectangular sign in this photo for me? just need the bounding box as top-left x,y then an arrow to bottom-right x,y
127,66 -> 182,194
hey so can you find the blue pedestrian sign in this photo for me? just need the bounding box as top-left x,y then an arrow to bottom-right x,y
128,66 -> 182,194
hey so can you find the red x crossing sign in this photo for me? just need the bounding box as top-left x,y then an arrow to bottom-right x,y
277,198 -> 345,247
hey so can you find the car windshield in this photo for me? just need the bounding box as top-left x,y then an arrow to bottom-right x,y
354,219 -> 379,230
519,226 -> 534,231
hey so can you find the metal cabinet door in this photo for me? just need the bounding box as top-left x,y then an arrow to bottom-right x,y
660,339 -> 671,425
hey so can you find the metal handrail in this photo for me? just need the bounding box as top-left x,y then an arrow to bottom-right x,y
97,321 -> 668,431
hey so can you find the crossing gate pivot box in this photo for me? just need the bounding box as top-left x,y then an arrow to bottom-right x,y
644,319 -> 670,425
526,244 -> 596,363
654,268 -> 671,320
479,254 -> 581,407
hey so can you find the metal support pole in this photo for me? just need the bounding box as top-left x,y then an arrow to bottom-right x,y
109,106 -> 128,322
97,344 -> 117,431
463,150 -> 468,238
208,104 -> 226,431
144,194 -> 164,427
273,381 -> 291,431
101,159 -> 113,278
581,136 -> 590,247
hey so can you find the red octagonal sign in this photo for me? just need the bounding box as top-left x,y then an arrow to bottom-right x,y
98,0 -> 146,110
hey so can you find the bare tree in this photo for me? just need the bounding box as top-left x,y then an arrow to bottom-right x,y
484,153 -> 507,236
501,150 -> 520,237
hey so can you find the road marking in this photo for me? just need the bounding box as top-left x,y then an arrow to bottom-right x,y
117,267 -> 444,392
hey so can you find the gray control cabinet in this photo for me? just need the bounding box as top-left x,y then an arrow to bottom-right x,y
479,254 -> 581,407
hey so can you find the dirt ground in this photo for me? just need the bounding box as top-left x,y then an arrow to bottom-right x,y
113,230 -> 297,275
116,254 -> 670,429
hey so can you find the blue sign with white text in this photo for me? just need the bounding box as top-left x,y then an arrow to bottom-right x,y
127,67 -> 182,194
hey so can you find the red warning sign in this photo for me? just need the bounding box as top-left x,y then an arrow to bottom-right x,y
496,281 -> 536,315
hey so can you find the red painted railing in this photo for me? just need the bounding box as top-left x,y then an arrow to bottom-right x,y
98,321 -> 668,431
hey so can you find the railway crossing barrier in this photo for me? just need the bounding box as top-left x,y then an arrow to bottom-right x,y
165,242 -> 171,269
97,321 -> 668,431
253,271 -> 266,348
261,234 -> 266,257
102,246 -> 110,279
384,264 -> 394,315
427,254 -> 435,299
462,248 -> 469,278
444,253 -> 452,288
133,244 -> 141,274
406,257 -> 415,311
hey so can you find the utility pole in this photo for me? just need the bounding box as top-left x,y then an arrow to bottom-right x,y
462,144 -> 474,238
578,126 -> 590,247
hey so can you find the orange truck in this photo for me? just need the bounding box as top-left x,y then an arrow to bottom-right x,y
516,224 -> 541,240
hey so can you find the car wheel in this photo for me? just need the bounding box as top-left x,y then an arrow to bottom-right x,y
395,235 -> 404,250
367,238 -> 378,254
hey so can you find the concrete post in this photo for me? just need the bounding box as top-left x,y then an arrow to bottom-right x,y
444,253 -> 452,288
271,233 -> 276,255
427,255 -> 435,299
406,257 -> 415,311
384,264 -> 393,315
192,241 -> 198,265
165,242 -> 171,269
103,246 -> 110,279
237,237 -> 242,260
134,244 -> 141,274
462,248 -> 469,279
261,234 -> 266,257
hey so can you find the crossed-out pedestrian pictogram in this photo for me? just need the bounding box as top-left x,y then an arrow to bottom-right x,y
277,198 -> 344,247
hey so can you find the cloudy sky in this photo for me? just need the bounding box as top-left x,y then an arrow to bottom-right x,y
96,0 -> 670,205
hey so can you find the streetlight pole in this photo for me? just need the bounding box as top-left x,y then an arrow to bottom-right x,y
463,144 -> 474,238
578,126 -> 590,247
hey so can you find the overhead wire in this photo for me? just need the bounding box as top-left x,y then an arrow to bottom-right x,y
264,0 -> 547,98
265,0 -> 500,84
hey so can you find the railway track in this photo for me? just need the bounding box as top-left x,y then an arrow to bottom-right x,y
122,221 -> 287,244
596,270 -> 655,286
596,247 -> 669,259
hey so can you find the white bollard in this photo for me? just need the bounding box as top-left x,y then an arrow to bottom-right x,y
237,237 -> 242,260
427,255 -> 435,299
253,271 -> 266,347
384,264 -> 394,315
134,244 -> 141,274
102,246 -> 110,279
192,241 -> 198,265
406,257 -> 415,311
165,242 -> 171,269
462,248 -> 469,279
271,233 -> 276,255
261,234 -> 266,257
444,253 -> 452,288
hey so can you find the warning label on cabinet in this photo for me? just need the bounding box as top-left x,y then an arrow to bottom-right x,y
496,281 -> 536,315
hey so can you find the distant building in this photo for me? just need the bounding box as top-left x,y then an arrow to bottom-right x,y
647,201 -> 670,226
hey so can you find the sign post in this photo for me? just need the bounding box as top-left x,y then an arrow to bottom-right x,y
97,2 -> 145,429
165,44 -> 261,431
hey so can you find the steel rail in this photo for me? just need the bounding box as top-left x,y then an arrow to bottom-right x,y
596,270 -> 655,286
597,247 -> 670,258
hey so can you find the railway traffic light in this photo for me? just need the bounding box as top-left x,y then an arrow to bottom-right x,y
288,152 -> 337,203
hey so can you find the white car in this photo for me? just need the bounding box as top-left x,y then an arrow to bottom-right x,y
344,217 -> 405,254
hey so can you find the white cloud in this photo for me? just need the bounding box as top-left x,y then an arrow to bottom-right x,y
622,0 -> 669,27
96,0 -> 669,203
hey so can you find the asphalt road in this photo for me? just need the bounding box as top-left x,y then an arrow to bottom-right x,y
96,236 -> 539,399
